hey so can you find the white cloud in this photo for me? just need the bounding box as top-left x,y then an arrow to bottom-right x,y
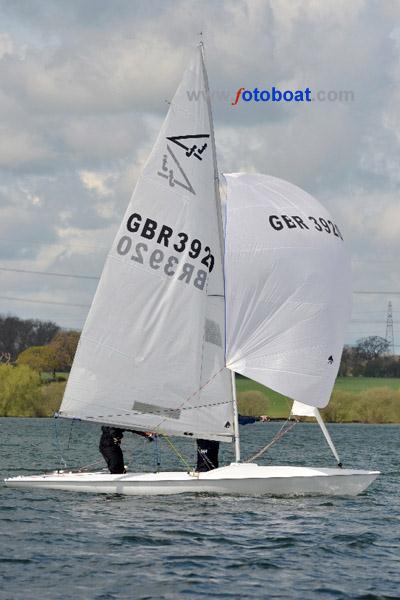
375,203 -> 400,244
79,170 -> 113,196
0,32 -> 14,58
0,0 -> 398,342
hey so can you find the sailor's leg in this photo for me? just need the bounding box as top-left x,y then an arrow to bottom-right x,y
100,445 -> 125,474
196,439 -> 220,471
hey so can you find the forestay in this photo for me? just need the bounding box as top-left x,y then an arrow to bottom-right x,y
60,47 -> 234,441
223,173 -> 351,409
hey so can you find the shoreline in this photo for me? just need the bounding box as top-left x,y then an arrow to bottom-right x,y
1,376 -> 399,423
1,416 -> 399,424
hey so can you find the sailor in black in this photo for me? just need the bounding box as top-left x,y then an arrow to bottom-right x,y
196,439 -> 220,472
99,427 -> 125,474
99,426 -> 153,474
195,415 -> 270,472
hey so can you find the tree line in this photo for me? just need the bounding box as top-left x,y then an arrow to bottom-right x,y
339,336 -> 400,377
1,315 -> 399,379
0,314 -> 79,375
0,315 -> 59,360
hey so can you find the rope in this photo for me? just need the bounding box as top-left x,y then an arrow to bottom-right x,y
153,435 -> 161,472
160,433 -> 194,473
66,419 -> 76,451
73,366 -> 228,426
153,366 -> 226,432
53,416 -> 67,470
245,417 -> 299,463
77,459 -> 104,472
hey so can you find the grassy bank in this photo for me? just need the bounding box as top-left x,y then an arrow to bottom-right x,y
236,377 -> 400,423
0,380 -> 66,418
0,371 -> 399,422
40,381 -> 67,416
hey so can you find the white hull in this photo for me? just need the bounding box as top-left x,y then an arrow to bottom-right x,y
4,463 -> 379,496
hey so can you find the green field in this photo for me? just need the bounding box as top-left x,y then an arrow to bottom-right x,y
237,376 -> 400,423
334,377 -> 400,392
236,378 -> 291,418
1,371 -> 400,422
40,372 -> 68,383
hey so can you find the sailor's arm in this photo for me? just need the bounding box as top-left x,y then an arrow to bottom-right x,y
238,415 -> 270,425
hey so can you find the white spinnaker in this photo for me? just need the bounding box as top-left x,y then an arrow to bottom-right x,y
291,401 -> 318,418
60,47 -> 233,441
223,173 -> 351,409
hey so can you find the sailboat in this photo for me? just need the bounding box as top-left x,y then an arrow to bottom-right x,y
5,45 -> 379,496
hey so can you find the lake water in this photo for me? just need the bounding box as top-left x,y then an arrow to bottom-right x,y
0,418 -> 399,599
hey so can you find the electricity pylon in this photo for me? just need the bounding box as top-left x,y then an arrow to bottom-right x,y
385,301 -> 395,355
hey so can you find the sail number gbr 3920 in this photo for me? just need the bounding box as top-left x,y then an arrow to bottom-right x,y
115,213 -> 215,291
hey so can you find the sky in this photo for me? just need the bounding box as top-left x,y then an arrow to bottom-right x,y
0,0 -> 399,349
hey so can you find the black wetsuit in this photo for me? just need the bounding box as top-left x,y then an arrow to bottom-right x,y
99,427 -> 125,474
195,416 -> 264,472
196,439 -> 220,472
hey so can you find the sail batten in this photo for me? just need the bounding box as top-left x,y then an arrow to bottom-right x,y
60,47 -> 234,442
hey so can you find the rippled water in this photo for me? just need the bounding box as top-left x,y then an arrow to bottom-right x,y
1,418 -> 399,599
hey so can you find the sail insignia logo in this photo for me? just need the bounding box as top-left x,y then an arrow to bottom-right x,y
157,133 -> 210,195
158,146 -> 195,195
167,134 -> 209,160
328,355 -> 334,364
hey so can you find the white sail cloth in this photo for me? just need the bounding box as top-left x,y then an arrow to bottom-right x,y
60,47 -> 233,441
223,173 -> 351,409
291,401 -> 318,418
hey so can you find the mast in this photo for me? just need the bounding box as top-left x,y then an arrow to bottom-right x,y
200,42 -> 239,457
199,43 -> 225,269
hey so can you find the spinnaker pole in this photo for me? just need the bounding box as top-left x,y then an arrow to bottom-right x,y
291,401 -> 342,467
231,371 -> 241,462
314,410 -> 342,467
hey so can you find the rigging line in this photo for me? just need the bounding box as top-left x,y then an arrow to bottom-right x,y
53,417 -> 67,470
65,395 -> 233,425
66,419 -> 76,451
0,237 -> 109,251
159,433 -> 194,473
0,267 -> 99,280
152,365 -> 226,432
244,417 -> 299,463
354,291 -> 400,295
77,459 -> 105,472
350,320 -> 390,323
153,435 -> 161,472
0,295 -> 91,308
352,259 -> 399,263
195,276 -> 211,434
351,311 -> 393,315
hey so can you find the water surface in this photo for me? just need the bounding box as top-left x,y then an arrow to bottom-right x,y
1,419 -> 399,599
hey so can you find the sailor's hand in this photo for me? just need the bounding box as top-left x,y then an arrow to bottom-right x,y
259,415 -> 270,422
129,429 -> 156,441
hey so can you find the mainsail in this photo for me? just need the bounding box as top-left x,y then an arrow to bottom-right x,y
60,47 -> 234,441
223,173 -> 351,408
